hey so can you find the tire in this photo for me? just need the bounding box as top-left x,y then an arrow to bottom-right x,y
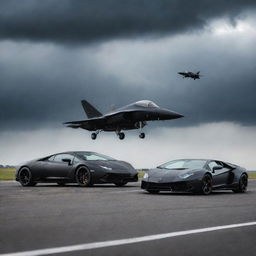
119,132 -> 125,140
91,133 -> 97,140
75,166 -> 92,187
232,174 -> 248,193
18,167 -> 37,187
139,133 -> 145,139
147,190 -> 159,194
114,181 -> 128,187
197,174 -> 212,195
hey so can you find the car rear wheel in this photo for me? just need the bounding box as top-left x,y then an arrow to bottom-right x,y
18,167 -> 37,187
147,190 -> 159,194
197,174 -> 212,195
233,174 -> 248,193
114,181 -> 128,187
75,166 -> 92,187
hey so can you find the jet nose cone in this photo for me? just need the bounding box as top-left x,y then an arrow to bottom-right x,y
159,109 -> 184,120
172,112 -> 184,119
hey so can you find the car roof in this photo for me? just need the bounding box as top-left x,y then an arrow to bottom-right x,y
52,151 -> 96,155
170,159 -> 219,162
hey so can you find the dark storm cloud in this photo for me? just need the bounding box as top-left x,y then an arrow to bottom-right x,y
0,26 -> 256,131
0,0 -> 255,43
0,42 -> 139,130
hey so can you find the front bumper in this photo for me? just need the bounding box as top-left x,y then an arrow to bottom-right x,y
100,173 -> 138,183
141,179 -> 200,192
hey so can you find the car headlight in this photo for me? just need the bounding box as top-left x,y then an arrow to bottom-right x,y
100,165 -> 112,171
179,173 -> 194,179
143,173 -> 149,179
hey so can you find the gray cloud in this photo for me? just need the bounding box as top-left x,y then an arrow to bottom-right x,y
0,20 -> 256,131
0,0 -> 255,43
0,123 -> 255,169
0,2 -> 255,169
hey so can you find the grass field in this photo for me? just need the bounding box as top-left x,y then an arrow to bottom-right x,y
0,168 -> 255,181
249,172 -> 256,179
0,168 -> 16,180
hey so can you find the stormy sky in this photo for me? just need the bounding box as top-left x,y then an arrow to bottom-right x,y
0,0 -> 256,168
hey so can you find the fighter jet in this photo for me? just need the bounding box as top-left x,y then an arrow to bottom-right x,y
178,71 -> 201,80
64,100 -> 183,140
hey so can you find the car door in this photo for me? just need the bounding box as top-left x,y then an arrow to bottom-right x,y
208,161 -> 230,187
46,154 -> 74,178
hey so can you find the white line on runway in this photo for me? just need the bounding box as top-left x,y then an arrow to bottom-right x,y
1,221 -> 256,256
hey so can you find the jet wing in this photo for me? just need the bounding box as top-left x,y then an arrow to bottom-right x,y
64,120 -> 90,129
64,116 -> 106,129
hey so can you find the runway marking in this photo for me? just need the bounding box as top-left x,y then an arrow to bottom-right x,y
1,221 -> 256,256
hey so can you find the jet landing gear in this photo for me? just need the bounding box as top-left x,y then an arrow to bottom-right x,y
138,121 -> 146,139
115,130 -> 125,140
91,133 -> 97,140
139,132 -> 145,139
91,130 -> 101,140
118,132 -> 125,140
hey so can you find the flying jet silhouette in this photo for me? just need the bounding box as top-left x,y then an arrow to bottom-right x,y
178,71 -> 201,80
64,100 -> 183,140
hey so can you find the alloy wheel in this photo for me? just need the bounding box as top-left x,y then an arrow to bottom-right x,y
202,175 -> 212,195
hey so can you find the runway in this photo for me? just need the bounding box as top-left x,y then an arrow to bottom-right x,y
0,181 -> 256,256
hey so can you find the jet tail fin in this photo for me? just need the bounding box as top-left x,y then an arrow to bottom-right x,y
81,100 -> 102,119
197,71 -> 200,74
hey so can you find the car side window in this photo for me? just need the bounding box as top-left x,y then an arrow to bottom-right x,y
53,154 -> 74,163
73,157 -> 80,164
219,161 -> 231,172
208,161 -> 219,171
48,155 -> 55,161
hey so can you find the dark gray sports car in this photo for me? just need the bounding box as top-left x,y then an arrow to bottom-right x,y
16,151 -> 138,187
141,159 -> 248,195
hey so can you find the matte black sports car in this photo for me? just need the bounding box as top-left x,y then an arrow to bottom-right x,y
141,159 -> 248,195
16,151 -> 138,187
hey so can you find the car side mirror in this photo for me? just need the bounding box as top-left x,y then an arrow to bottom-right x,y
62,158 -> 71,165
212,165 -> 222,173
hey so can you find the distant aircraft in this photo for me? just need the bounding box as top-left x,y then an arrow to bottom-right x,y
64,100 -> 183,140
178,71 -> 201,80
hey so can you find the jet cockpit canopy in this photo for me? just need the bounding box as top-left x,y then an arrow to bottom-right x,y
134,100 -> 159,108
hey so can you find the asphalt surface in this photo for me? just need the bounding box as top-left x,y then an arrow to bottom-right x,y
0,180 -> 256,256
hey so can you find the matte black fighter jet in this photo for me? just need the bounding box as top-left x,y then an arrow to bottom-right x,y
178,71 -> 201,80
64,100 -> 183,140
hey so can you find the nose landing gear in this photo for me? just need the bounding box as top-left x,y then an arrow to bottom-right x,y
138,121 -> 146,139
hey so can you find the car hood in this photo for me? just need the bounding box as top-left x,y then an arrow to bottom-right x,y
87,160 -> 137,174
146,168 -> 201,182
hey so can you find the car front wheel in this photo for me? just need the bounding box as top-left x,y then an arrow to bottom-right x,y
233,174 -> 248,193
197,174 -> 212,195
18,167 -> 37,187
75,166 -> 92,187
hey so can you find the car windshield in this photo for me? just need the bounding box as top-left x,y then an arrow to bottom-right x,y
158,160 -> 207,170
75,152 -> 115,161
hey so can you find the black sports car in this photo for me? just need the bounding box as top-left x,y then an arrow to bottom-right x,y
16,151 -> 138,187
141,159 -> 248,195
